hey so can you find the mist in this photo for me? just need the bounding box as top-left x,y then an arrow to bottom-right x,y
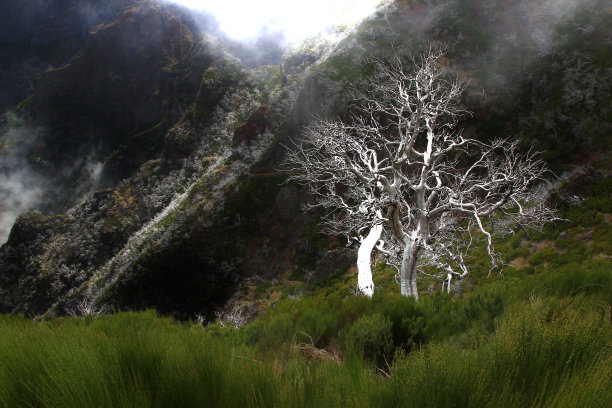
0,170 -> 44,244
0,113 -> 105,244
0,114 -> 46,243
437,0 -> 592,81
164,0 -> 384,43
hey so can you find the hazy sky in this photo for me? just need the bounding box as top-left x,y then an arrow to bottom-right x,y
166,0 -> 384,42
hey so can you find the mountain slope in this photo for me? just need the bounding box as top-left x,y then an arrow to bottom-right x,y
0,0 -> 610,320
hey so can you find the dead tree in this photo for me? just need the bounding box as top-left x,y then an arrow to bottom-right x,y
286,47 -> 555,298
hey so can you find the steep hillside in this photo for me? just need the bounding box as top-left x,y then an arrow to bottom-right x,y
0,0 -> 610,321
0,179 -> 610,406
0,0 -> 330,318
0,0 -> 141,112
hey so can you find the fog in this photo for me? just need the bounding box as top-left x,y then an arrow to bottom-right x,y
0,113 -> 106,244
165,0 -> 384,43
0,115 -> 45,243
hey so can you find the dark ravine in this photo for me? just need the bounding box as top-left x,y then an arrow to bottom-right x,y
0,0 -> 610,320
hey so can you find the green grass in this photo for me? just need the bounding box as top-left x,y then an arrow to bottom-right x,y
2,244 -> 610,407
1,280 -> 609,407
2,178 -> 610,407
381,299 -> 611,408
0,311 -> 275,408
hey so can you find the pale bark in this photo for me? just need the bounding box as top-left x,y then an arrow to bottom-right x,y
286,47 -> 555,299
400,239 -> 419,299
357,224 -> 382,297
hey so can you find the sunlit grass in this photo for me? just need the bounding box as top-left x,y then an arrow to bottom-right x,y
1,172 -> 610,408
1,262 -> 610,407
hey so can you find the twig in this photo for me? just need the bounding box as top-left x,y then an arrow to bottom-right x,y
383,354 -> 393,376
235,355 -> 263,365
299,331 -> 314,346
376,366 -> 391,378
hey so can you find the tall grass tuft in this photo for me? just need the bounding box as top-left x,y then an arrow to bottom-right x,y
0,250 -> 610,407
0,311 -> 278,408
380,298 -> 611,408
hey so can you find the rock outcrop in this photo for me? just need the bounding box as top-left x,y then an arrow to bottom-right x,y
1,0 -> 610,320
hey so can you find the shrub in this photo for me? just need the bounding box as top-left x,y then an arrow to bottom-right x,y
254,280 -> 273,296
343,313 -> 393,367
381,299 -> 611,408
528,247 -> 558,266
372,295 -> 426,353
297,307 -> 337,347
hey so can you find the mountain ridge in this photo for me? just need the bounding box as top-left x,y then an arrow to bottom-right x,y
0,0 -> 610,320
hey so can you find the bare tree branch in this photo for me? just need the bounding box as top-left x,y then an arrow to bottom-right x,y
285,47 -> 556,298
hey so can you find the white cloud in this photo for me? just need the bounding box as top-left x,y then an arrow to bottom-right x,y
167,0 -> 383,42
0,168 -> 44,244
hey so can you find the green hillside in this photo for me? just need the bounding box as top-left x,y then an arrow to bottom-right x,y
1,178 -> 610,407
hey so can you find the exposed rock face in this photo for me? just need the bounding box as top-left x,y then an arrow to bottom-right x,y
0,0 -> 336,317
0,0 -> 139,112
163,57 -> 246,161
0,0 -> 610,319
36,1 -> 219,185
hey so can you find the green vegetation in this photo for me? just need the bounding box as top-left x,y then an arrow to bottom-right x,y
15,95 -> 33,112
2,175 -> 610,407
0,265 -> 609,407
321,53 -> 376,84
254,280 -> 273,297
193,57 -> 248,120
220,175 -> 285,222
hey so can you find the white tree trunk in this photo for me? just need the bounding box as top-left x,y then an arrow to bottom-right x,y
356,224 -> 382,297
400,240 -> 419,299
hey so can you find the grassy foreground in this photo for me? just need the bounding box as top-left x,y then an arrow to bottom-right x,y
0,266 -> 610,407
1,179 -> 611,407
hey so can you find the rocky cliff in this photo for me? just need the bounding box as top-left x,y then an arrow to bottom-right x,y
0,0 -> 610,320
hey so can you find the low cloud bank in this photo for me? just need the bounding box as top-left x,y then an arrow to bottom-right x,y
165,0 -> 384,43
0,114 -> 46,243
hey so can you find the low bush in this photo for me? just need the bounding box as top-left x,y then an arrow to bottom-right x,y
297,307 -> 337,347
342,313 -> 393,367
380,300 -> 611,408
